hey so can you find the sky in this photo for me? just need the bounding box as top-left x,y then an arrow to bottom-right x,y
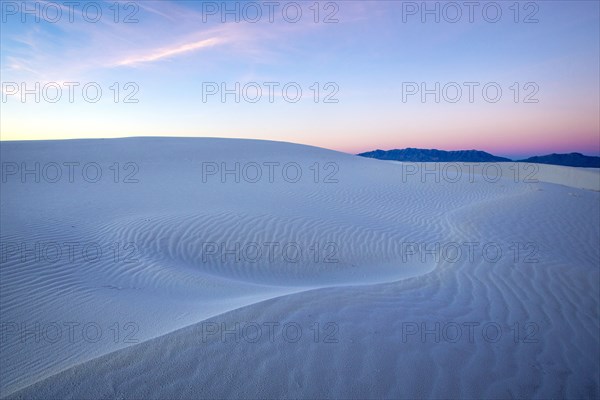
1,0 -> 599,157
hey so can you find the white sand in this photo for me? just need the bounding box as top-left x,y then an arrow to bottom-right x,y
1,138 -> 598,399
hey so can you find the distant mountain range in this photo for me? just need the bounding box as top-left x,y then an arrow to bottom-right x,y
518,153 -> 600,168
358,148 -> 600,168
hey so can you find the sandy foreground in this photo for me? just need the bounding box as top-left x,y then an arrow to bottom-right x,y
0,138 -> 598,399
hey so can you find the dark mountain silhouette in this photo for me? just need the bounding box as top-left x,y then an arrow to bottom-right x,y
518,153 -> 600,168
358,148 -> 511,162
358,148 -> 600,168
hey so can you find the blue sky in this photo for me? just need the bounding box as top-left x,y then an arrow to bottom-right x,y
1,0 -> 599,157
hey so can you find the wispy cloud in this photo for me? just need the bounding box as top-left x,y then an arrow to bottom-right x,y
115,37 -> 225,66
1,0 -> 347,79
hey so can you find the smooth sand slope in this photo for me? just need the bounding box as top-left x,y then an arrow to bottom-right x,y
0,138 -> 598,399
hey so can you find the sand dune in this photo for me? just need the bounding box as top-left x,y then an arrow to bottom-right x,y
1,138 -> 598,398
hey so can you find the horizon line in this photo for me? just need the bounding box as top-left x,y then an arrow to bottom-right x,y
1,135 -> 599,159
